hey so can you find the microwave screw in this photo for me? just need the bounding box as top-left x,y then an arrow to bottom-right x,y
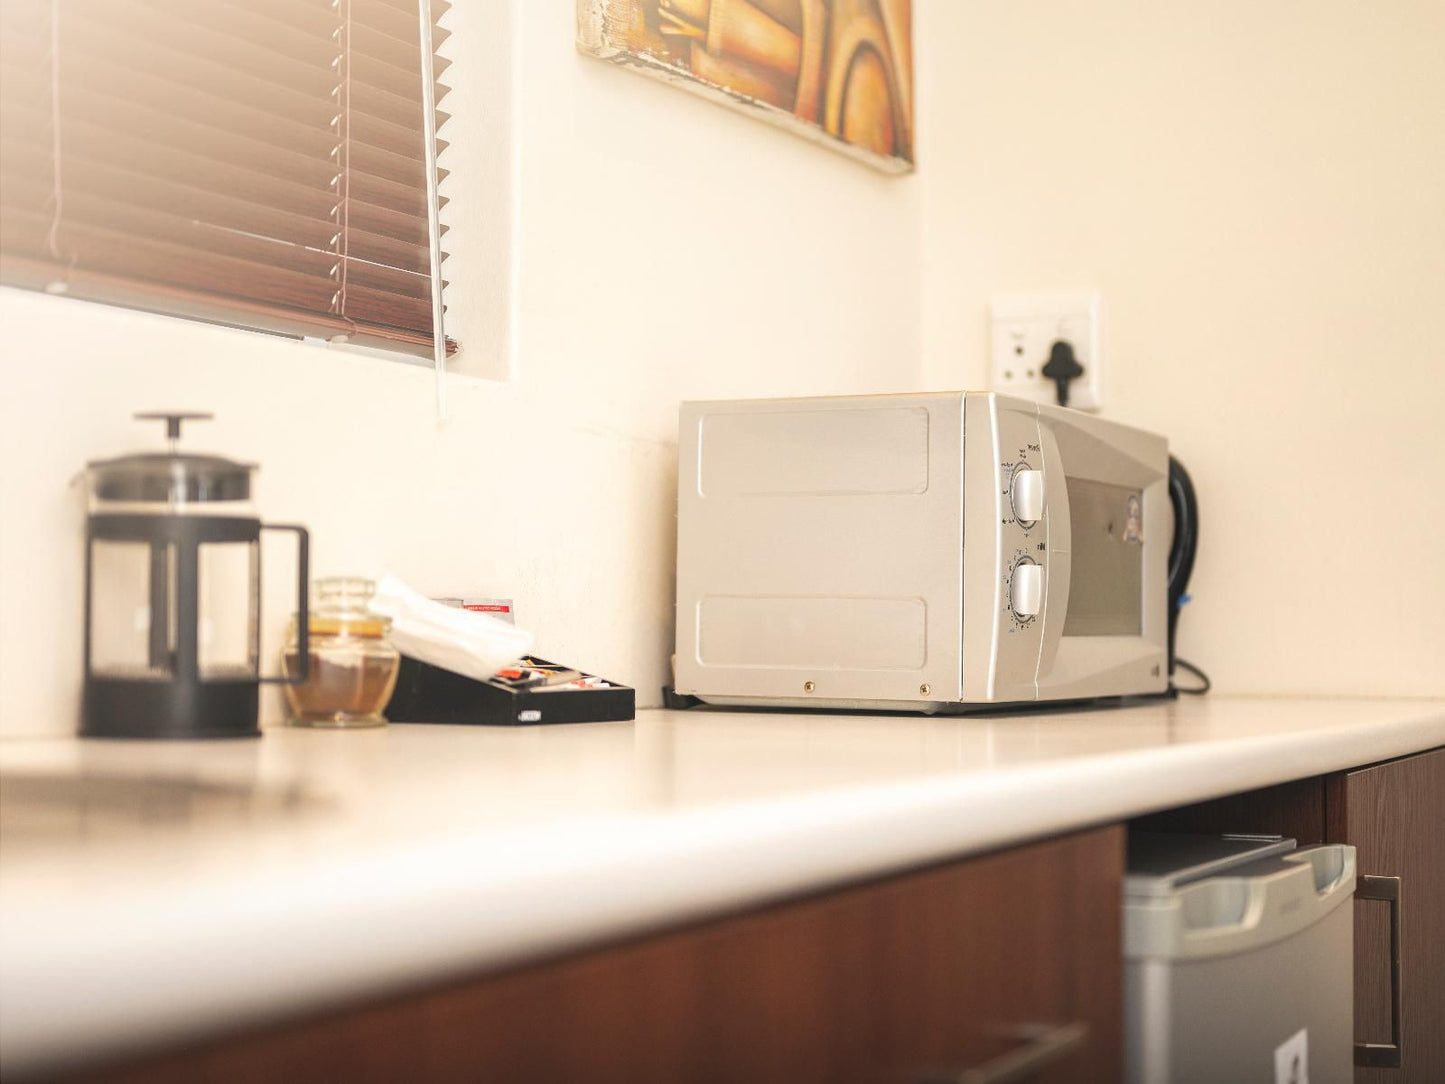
803,681 -> 816,693
919,683 -> 931,696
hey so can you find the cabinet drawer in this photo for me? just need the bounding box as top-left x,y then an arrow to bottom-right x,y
75,826 -> 1123,1084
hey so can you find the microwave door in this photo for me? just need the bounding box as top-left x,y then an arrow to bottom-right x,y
1035,409 -> 1169,700
1036,426 -> 1071,685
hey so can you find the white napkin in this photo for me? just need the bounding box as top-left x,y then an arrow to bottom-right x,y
371,574 -> 533,682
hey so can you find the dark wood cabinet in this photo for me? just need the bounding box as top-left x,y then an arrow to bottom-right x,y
76,826 -> 1124,1084
1131,775 -> 1328,844
1326,747 -> 1445,1084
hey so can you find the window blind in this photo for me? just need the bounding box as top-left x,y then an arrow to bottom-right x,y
0,0 -> 455,358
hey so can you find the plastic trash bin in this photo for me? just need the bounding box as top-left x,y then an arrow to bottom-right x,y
1124,833 -> 1357,1084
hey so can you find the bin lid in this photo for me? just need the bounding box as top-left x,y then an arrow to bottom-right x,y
1123,840 -> 1357,961
1125,832 -> 1297,900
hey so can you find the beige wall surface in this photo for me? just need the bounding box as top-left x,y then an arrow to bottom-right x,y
916,0 -> 1445,696
0,0 -> 922,737
3,1 -> 1440,738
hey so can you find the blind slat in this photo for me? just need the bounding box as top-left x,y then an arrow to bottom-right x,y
128,0 -> 341,70
12,79 -> 446,189
0,144 -> 340,255
62,47 -> 449,163
215,0 -> 338,41
43,60 -> 339,162
9,93 -> 339,191
342,280 -> 443,334
0,253 -> 457,358
11,14 -> 450,135
347,197 -> 448,248
349,171 -> 450,226
4,209 -> 447,335
0,147 -> 440,275
1,187 -> 340,280
129,0 -> 455,79
348,19 -> 452,75
1,210 -> 343,313
2,98 -> 450,223
2,124 -> 341,227
74,2 -> 338,99
3,190 -> 446,308
350,0 -> 452,51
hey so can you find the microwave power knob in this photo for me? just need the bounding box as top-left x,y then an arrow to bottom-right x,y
1009,559 -> 1043,618
1010,467 -> 1044,525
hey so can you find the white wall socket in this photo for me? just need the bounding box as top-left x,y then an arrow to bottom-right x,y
989,291 -> 1102,411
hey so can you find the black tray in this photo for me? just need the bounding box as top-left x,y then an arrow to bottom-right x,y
386,655 -> 635,726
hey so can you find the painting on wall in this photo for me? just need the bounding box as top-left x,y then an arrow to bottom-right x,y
577,0 -> 914,173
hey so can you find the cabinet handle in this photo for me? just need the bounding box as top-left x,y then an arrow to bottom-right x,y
1355,874 -> 1403,1069
914,1021 -> 1088,1084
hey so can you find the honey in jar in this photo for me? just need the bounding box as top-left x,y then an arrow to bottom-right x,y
282,577 -> 400,728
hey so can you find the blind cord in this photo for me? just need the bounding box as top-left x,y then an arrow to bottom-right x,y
334,0 -> 353,334
417,0 -> 448,423
44,0 -> 64,269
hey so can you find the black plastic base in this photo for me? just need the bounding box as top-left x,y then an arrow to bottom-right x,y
387,656 -> 634,726
82,677 -> 261,740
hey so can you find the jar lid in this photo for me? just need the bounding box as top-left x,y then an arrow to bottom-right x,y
86,413 -> 255,504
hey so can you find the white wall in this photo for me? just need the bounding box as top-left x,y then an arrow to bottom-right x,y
0,0 -> 922,737
916,0 -> 1445,697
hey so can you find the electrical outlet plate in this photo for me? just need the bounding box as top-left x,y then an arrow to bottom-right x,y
989,291 -> 1102,411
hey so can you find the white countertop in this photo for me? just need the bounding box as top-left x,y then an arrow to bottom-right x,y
2,696 -> 1442,1076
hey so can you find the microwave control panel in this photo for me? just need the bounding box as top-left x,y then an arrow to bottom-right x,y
1004,460 -> 1046,626
1000,431 -> 1046,627
989,399 -> 1047,700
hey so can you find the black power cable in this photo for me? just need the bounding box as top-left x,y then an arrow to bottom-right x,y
1167,456 -> 1210,695
1172,658 -> 1211,695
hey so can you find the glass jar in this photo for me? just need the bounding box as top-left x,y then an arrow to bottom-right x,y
282,577 -> 399,728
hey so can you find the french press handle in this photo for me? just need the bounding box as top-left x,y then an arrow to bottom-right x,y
259,524 -> 310,685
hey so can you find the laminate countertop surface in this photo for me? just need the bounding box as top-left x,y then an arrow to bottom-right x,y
2,696 -> 1442,1076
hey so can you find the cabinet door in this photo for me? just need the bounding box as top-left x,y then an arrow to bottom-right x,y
76,826 -> 1123,1084
1327,747 -> 1445,1083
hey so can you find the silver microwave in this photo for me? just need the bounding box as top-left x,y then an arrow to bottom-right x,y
675,392 -> 1178,712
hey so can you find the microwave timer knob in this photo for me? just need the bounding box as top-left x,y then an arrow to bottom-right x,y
1010,466 -> 1044,526
1009,558 -> 1044,619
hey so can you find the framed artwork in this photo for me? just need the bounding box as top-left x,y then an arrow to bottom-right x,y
577,0 -> 914,173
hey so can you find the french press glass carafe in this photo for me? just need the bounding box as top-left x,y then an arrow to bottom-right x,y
82,413 -> 309,739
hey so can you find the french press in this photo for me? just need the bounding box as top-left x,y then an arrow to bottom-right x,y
82,413 -> 309,739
